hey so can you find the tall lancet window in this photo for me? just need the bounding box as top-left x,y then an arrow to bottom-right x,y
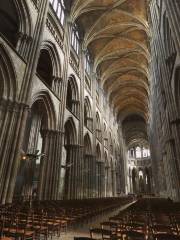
85,50 -> 91,75
71,24 -> 80,55
50,0 -> 65,26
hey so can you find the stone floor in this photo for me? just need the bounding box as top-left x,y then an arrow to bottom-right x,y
56,201 -> 135,240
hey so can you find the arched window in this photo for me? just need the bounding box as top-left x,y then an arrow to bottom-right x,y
103,123 -> 108,148
85,50 -> 91,75
66,75 -> 79,116
66,81 -> 73,110
0,0 -> 19,47
85,76 -> 91,91
96,91 -> 99,105
71,23 -> 80,55
36,49 -> 53,87
142,148 -> 150,158
84,97 -> 92,130
96,112 -> 101,139
109,133 -> 113,155
50,0 -> 65,26
136,146 -> 141,158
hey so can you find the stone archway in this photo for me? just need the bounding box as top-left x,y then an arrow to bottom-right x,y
104,151 -> 109,197
66,75 -> 80,117
63,117 -> 78,199
96,112 -> 101,139
132,168 -> 137,194
0,0 -> 33,58
0,45 -> 20,204
36,41 -> 62,96
14,91 -> 58,201
83,133 -> 93,198
96,144 -> 105,198
84,97 -> 93,130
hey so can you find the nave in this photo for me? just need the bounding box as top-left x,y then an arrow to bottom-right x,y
0,0 -> 180,239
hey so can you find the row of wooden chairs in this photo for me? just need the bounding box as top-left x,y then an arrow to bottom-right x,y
88,198 -> 180,240
0,197 -> 132,240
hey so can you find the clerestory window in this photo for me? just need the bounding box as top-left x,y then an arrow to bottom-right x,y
50,0 -> 65,26
71,24 -> 80,55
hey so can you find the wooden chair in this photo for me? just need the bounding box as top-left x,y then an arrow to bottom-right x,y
90,228 -> 113,240
153,233 -> 180,240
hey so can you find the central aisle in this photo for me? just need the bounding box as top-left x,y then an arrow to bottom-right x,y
59,201 -> 136,240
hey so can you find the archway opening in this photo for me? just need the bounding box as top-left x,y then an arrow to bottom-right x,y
0,0 -> 19,47
66,76 -> 79,116
66,81 -> 73,110
104,152 -> 109,197
132,168 -> 137,194
96,112 -> 101,139
84,97 -> 92,130
62,118 -> 77,199
36,49 -> 53,87
83,134 -> 93,198
14,100 -> 48,201
96,144 -> 104,198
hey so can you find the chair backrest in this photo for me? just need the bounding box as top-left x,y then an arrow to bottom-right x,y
74,237 -> 96,240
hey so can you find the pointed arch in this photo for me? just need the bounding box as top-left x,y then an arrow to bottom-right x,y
104,151 -> 108,166
96,112 -> 101,139
63,117 -> 78,199
84,96 -> 92,130
96,143 -> 101,161
39,41 -> 61,78
37,41 -> 62,88
109,132 -> 113,155
132,167 -> 137,193
66,74 -> 80,116
0,44 -> 17,101
31,91 -> 57,131
84,96 -> 92,118
64,117 -> 77,146
96,112 -> 101,129
83,132 -> 93,198
0,0 -> 32,47
84,133 -> 92,155
14,0 -> 33,38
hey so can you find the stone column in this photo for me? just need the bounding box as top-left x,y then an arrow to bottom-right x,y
101,162 -> 105,198
52,77 -> 63,97
129,168 -> 133,193
0,100 -> 29,204
83,154 -> 94,198
104,165 -> 108,197
61,145 -> 81,199
92,155 -> 97,198
38,130 -> 62,200
16,33 -> 33,61
111,167 -> 116,197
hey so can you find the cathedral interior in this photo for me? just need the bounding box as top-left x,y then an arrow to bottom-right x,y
0,0 -> 180,239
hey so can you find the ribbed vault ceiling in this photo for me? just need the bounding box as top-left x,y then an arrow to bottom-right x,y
68,0 -> 150,146
122,114 -> 149,147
